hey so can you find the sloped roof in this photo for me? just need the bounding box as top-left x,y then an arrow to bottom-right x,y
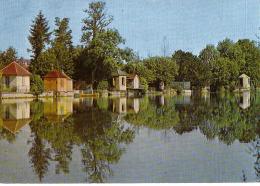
1,61 -> 31,76
44,70 -> 71,79
3,118 -> 32,134
127,74 -> 138,79
239,74 -> 250,78
112,69 -> 128,77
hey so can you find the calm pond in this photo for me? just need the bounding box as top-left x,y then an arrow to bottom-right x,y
0,92 -> 259,183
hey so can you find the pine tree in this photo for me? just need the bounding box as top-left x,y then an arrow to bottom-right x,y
52,17 -> 74,77
28,11 -> 51,75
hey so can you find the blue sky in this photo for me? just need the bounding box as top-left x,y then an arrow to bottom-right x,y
0,0 -> 259,58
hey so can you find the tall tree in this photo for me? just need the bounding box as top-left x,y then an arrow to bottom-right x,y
76,29 -> 124,87
81,1 -> 113,45
28,11 -> 51,75
76,1 -> 123,88
52,17 -> 74,76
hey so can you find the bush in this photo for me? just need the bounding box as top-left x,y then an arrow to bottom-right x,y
97,80 -> 109,90
30,74 -> 44,97
172,84 -> 183,94
140,77 -> 148,92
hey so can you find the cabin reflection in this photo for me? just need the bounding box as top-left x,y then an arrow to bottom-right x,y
43,97 -> 73,122
155,95 -> 165,106
127,98 -> 140,113
109,97 -> 141,114
239,91 -> 250,109
109,97 -> 127,114
173,95 -> 191,105
0,99 -> 31,134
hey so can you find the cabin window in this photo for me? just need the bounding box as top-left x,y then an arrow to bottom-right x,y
5,77 -> 10,87
121,77 -> 125,86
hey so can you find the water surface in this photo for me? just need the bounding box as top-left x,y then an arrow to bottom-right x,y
0,92 -> 259,183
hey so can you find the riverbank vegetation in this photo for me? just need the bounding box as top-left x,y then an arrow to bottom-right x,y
0,1 -> 260,92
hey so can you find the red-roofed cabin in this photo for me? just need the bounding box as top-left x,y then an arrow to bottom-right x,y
43,70 -> 73,92
0,61 -> 31,93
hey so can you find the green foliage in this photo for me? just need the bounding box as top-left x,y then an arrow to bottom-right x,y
97,80 -> 108,90
237,39 -> 260,87
31,74 -> 44,96
173,50 -> 208,87
28,11 -> 51,75
143,56 -> 178,88
75,29 -> 124,87
81,1 -> 113,45
0,47 -> 17,68
123,61 -> 154,85
51,17 -> 75,77
211,57 -> 239,90
172,84 -> 183,94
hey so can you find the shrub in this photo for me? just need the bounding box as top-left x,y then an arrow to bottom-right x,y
97,80 -> 109,90
31,74 -> 44,97
140,77 -> 148,92
172,84 -> 183,94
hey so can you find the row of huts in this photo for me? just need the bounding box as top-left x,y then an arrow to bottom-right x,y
0,61 -> 141,96
0,61 -> 251,96
0,61 -> 73,94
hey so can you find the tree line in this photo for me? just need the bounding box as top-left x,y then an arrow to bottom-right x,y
0,1 -> 260,92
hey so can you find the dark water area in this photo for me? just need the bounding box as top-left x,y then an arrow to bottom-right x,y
0,92 -> 259,183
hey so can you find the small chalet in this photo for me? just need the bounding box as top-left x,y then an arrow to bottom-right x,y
127,74 -> 140,89
111,70 -> 128,91
239,74 -> 250,90
0,61 -> 31,93
44,70 -> 73,92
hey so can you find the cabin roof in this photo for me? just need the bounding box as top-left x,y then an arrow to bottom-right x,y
112,69 -> 128,77
44,70 -> 71,79
239,74 -> 250,78
127,74 -> 138,80
1,61 -> 31,76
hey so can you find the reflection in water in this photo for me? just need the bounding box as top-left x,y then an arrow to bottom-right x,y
1,99 -> 31,134
0,93 -> 258,183
109,97 -> 127,114
43,97 -> 73,122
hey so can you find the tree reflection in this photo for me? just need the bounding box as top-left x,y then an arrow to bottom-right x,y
73,104 -> 134,182
27,99 -> 134,182
125,93 -> 259,146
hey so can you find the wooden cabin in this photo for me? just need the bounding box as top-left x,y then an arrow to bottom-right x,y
0,61 -> 31,93
44,70 -> 73,92
127,74 -> 140,89
111,70 -> 128,91
239,74 -> 250,90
